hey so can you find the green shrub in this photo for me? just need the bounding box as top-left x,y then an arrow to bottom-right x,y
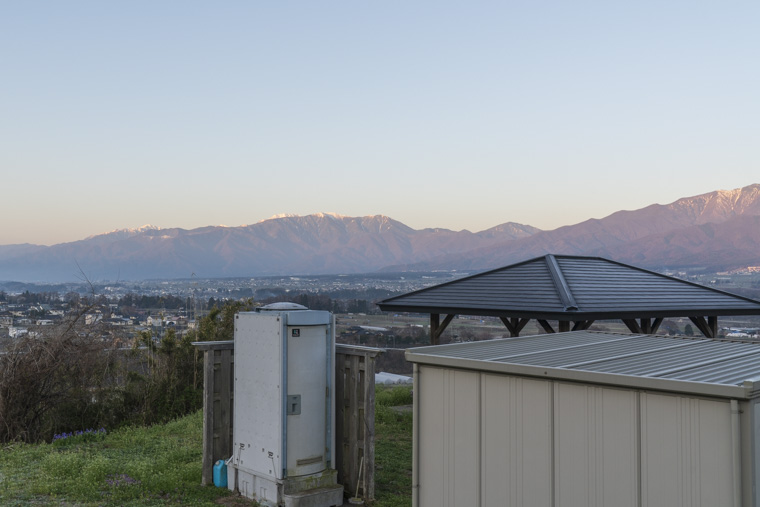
375,385 -> 413,407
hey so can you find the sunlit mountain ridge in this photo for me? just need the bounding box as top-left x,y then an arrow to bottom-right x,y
0,185 -> 758,282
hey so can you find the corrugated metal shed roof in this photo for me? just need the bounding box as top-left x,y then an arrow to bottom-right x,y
406,331 -> 760,399
377,255 -> 760,320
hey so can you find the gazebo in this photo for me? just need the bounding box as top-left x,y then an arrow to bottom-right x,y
376,254 -> 760,344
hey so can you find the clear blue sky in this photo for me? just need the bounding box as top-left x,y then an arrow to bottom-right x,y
2,1 -> 758,245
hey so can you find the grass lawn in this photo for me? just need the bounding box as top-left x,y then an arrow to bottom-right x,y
0,410 -> 250,506
372,386 -> 414,507
0,386 -> 414,507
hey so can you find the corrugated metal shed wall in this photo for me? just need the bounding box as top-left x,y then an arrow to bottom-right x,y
414,364 -> 745,507
553,382 -> 638,507
482,374 -> 552,506
639,392 -> 734,506
418,368 -> 482,507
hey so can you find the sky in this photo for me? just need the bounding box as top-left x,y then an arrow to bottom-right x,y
1,1 -> 758,246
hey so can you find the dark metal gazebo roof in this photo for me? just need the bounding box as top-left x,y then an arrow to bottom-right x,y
377,255 -> 760,342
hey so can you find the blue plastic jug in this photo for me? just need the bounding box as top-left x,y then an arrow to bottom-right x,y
213,459 -> 228,488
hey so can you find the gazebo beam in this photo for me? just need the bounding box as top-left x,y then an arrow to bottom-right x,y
430,313 -> 455,345
689,316 -> 717,338
499,317 -> 530,337
622,319 -> 643,334
709,316 -> 718,337
623,317 -> 665,334
537,319 -> 555,333
572,320 -> 594,331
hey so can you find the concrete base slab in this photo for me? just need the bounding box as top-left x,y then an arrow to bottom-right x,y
283,485 -> 344,507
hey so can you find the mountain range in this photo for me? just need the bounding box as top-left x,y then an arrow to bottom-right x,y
1,185 -> 759,282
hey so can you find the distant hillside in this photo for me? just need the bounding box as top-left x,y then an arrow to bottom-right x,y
0,244 -> 46,261
0,214 -> 539,281
599,214 -> 760,271
391,184 -> 760,273
1,185 -> 759,282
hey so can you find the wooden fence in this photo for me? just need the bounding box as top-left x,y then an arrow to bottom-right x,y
193,340 -> 381,503
335,344 -> 380,501
193,340 -> 234,487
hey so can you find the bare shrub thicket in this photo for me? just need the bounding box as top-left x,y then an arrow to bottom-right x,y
0,297 -> 254,443
0,312 -> 118,443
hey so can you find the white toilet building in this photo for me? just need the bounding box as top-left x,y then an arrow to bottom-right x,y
228,303 -> 343,507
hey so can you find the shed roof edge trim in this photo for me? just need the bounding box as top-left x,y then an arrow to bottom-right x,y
405,351 -> 752,399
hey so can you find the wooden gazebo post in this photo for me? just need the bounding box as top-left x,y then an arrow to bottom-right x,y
430,313 -> 455,345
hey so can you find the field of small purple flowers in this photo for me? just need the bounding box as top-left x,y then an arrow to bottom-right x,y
52,428 -> 107,442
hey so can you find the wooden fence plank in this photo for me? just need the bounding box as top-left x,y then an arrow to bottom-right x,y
348,354 -> 360,496
335,354 -> 347,487
218,349 -> 232,463
201,345 -> 215,486
364,353 -> 376,500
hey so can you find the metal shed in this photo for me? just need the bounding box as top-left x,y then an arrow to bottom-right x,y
377,255 -> 760,343
406,331 -> 760,507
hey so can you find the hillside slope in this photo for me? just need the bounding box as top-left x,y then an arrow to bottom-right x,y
389,184 -> 760,272
2,185 -> 758,281
0,214 -> 539,281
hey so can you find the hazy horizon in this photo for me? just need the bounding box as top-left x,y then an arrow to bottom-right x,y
3,2 -> 758,245
4,182 -> 760,248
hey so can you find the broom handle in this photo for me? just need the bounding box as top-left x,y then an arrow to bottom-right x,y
355,455 -> 365,499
